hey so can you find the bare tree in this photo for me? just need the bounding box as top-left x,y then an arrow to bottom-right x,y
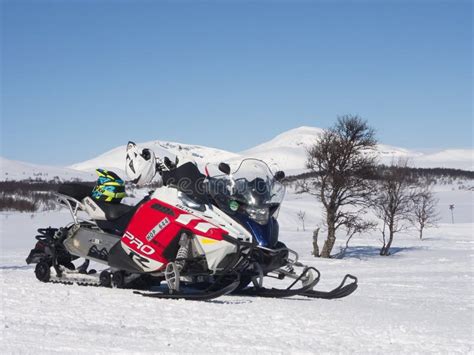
297,210 -> 306,231
411,186 -> 439,240
301,115 -> 377,258
336,215 -> 377,258
373,159 -> 415,256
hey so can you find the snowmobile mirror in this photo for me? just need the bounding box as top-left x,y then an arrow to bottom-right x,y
274,171 -> 285,181
218,162 -> 231,175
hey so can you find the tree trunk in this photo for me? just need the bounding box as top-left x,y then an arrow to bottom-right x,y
321,214 -> 336,258
381,230 -> 394,256
380,224 -> 387,256
312,228 -> 320,257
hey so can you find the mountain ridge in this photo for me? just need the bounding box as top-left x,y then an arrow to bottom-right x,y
1,126 -> 473,180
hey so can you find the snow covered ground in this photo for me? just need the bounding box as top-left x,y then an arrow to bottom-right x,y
1,187 -> 473,354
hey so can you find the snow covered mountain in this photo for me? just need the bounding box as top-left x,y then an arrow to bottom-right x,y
67,127 -> 327,175
76,126 -> 469,177
1,126 -> 473,181
412,149 -> 474,170
69,140 -> 240,177
237,127 -> 324,172
237,127 -> 473,172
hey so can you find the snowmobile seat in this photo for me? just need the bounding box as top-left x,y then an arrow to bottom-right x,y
58,183 -> 132,219
95,201 -> 135,220
94,200 -> 146,236
58,183 -> 144,236
58,183 -> 94,201
59,183 -> 134,221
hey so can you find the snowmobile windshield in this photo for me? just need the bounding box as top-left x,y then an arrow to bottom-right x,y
207,159 -> 285,225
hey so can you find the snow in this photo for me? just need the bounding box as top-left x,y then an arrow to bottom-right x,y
68,126 -> 474,178
1,126 -> 472,183
412,149 -> 474,170
1,186 -> 473,353
69,140 -> 240,175
0,157 -> 95,182
236,126 -> 324,173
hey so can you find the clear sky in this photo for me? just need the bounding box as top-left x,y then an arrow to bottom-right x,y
1,0 -> 472,165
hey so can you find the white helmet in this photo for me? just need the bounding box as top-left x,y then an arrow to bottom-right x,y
125,141 -> 157,186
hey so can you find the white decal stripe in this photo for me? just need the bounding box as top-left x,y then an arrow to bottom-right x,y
124,231 -> 135,239
175,214 -> 200,225
194,222 -> 216,233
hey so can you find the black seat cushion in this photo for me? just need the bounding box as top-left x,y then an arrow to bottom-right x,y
58,183 -> 94,201
95,199 -> 147,236
95,201 -> 135,220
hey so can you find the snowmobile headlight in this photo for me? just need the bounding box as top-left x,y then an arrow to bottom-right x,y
245,206 -> 270,225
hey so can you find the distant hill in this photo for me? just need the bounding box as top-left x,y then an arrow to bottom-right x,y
69,126 -> 474,175
0,157 -> 94,182
1,126 -> 472,181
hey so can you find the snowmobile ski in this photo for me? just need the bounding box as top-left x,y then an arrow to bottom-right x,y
235,266 -> 320,298
301,274 -> 358,299
133,278 -> 240,301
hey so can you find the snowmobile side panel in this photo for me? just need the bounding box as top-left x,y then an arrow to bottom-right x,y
194,236 -> 238,271
120,199 -> 231,272
107,242 -> 144,273
63,226 -> 120,265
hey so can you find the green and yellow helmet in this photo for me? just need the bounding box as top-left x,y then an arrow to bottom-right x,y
91,169 -> 126,203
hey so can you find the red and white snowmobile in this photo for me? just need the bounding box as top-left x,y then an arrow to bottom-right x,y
26,143 -> 357,301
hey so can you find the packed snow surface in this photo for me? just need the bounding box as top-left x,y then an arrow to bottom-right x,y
1,186 -> 473,353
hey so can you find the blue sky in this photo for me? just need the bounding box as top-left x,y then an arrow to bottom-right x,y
1,0 -> 472,165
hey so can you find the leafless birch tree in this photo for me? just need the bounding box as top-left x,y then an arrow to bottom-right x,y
301,115 -> 377,258
411,186 -> 439,240
373,160 -> 416,256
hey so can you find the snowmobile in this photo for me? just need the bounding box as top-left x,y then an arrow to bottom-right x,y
26,143 -> 357,301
